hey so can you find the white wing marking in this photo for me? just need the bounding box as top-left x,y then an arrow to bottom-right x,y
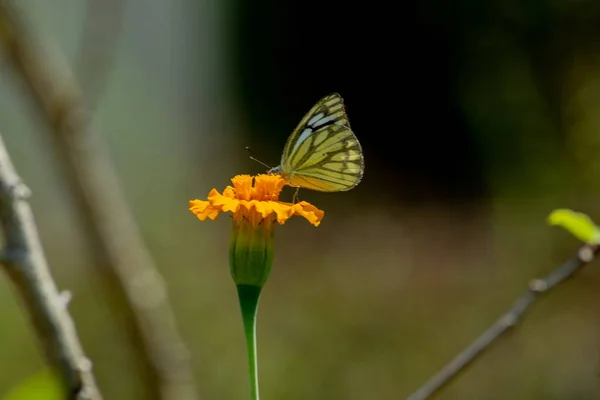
292,128 -> 313,152
307,113 -> 324,126
310,114 -> 336,128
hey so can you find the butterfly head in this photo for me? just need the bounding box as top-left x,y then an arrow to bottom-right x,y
267,165 -> 283,175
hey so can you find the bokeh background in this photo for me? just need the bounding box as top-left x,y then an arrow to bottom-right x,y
2,0 -> 600,399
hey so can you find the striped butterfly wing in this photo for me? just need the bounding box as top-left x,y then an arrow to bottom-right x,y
280,94 -> 364,192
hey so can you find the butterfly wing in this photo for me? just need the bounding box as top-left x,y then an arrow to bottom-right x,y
283,124 -> 364,191
279,94 -> 364,192
281,93 -> 350,163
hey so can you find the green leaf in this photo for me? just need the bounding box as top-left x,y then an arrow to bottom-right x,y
2,368 -> 63,400
547,209 -> 600,244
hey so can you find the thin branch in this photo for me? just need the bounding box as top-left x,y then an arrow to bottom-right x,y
0,3 -> 199,399
407,244 -> 600,400
0,132 -> 102,399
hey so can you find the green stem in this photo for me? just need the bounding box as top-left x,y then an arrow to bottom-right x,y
237,284 -> 262,400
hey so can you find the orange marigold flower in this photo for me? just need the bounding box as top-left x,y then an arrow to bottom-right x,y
189,174 -> 324,288
188,174 -> 324,227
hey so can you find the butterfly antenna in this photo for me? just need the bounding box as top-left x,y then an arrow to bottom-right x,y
245,147 -> 272,169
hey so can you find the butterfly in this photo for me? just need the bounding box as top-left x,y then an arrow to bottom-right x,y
267,93 -> 364,194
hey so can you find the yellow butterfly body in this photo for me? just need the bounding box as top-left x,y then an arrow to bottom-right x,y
268,93 -> 364,192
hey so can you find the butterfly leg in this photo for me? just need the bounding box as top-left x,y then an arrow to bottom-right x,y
292,187 -> 301,204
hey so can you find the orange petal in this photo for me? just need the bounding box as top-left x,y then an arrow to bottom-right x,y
269,201 -> 296,224
223,186 -> 236,198
189,199 -> 221,221
254,174 -> 286,200
292,201 -> 325,226
231,175 -> 253,200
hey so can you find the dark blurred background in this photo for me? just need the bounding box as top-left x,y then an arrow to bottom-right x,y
2,0 -> 600,399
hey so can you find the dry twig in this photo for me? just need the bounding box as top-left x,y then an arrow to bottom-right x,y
0,2 -> 198,399
0,132 -> 102,399
407,244 -> 599,400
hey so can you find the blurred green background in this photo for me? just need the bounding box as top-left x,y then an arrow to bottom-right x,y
2,0 -> 600,399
